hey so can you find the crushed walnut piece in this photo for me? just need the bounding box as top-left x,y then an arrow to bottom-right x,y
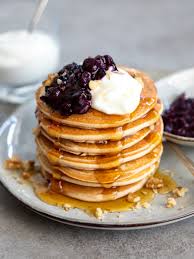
135,202 -> 142,209
127,194 -> 141,203
95,208 -> 103,219
21,171 -> 32,180
4,156 -> 23,170
142,202 -> 150,209
153,189 -> 158,194
146,176 -> 164,189
4,157 -> 35,172
63,204 -> 72,211
166,197 -> 176,208
172,186 -> 188,198
22,160 -> 35,171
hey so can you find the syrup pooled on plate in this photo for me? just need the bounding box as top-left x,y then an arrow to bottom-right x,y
34,171 -> 177,217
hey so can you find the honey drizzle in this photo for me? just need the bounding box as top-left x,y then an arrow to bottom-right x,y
34,171 -> 177,216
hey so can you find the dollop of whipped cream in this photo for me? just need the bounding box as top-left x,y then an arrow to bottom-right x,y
89,68 -> 143,115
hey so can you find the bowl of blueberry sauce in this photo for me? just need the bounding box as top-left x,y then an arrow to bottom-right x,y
156,68 -> 194,146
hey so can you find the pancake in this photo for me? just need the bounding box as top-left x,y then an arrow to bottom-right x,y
36,123 -> 162,170
42,169 -> 149,202
37,143 -> 162,184
39,154 -> 159,187
36,117 -> 163,166
36,68 -> 157,129
40,125 -> 152,155
39,118 -> 162,155
37,102 -> 162,142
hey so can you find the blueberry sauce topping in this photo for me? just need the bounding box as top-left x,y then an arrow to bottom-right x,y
163,93 -> 194,137
40,55 -> 117,115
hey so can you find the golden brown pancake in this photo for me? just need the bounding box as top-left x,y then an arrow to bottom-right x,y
39,154 -> 159,187
36,68 -> 157,129
40,125 -> 151,155
36,120 -> 163,168
42,169 -> 149,202
37,102 -> 162,142
36,125 -> 162,170
37,143 -> 162,184
39,118 -> 162,155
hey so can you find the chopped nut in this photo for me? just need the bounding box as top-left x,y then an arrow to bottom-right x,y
153,189 -> 158,194
127,194 -> 141,203
146,176 -> 164,189
22,160 -> 35,171
95,208 -> 103,219
172,187 -> 188,198
142,202 -> 150,209
166,197 -> 176,208
135,202 -> 141,209
134,196 -> 141,203
141,190 -> 147,195
63,204 -> 72,211
21,171 -> 32,180
4,157 -> 23,170
4,157 -> 35,172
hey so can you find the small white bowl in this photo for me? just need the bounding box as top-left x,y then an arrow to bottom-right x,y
156,67 -> 194,146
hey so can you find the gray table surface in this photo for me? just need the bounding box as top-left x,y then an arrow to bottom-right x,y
1,1 -> 194,258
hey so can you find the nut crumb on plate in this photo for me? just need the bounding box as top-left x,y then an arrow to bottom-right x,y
95,208 -> 103,219
63,204 -> 72,211
142,202 -> 150,209
146,176 -> 164,189
166,197 -> 176,208
135,202 -> 141,209
4,157 -> 35,172
4,157 -> 23,170
22,160 -> 35,171
21,171 -> 32,180
141,190 -> 147,195
172,186 -> 188,198
127,194 -> 141,203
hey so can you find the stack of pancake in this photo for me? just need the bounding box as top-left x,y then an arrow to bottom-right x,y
35,68 -> 163,202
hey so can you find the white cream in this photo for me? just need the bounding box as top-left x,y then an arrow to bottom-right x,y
0,30 -> 59,86
89,68 -> 143,115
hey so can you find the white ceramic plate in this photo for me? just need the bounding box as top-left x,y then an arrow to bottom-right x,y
0,69 -> 194,229
156,67 -> 194,146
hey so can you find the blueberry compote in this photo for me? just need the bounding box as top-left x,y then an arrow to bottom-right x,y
163,93 -> 194,137
40,55 -> 117,115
